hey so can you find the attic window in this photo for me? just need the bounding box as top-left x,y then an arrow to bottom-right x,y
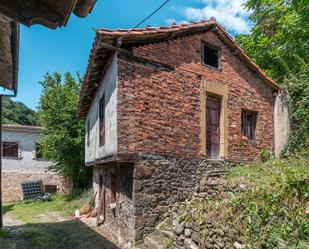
202,42 -> 220,68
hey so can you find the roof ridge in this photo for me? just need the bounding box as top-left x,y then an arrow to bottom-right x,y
97,19 -> 215,34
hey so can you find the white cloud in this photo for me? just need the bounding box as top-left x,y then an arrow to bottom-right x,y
166,19 -> 189,25
183,0 -> 251,34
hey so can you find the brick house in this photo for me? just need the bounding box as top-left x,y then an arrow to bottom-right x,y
77,19 -> 289,246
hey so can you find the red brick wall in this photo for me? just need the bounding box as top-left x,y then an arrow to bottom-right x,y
117,31 -> 274,161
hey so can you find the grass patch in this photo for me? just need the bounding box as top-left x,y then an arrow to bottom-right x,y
228,158 -> 309,248
3,189 -> 93,223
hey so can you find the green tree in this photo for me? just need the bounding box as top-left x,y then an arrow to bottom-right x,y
235,0 -> 309,153
38,72 -> 91,187
236,0 -> 309,81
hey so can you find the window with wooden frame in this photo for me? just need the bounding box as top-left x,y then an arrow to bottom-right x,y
45,185 -> 57,194
35,142 -> 43,159
201,41 -> 220,68
99,95 -> 105,147
3,142 -> 19,158
241,110 -> 257,141
110,175 -> 117,204
87,119 -> 90,147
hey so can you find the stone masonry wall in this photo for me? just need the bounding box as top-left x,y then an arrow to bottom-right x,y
117,31 -> 274,161
2,171 -> 72,202
133,156 -> 236,241
93,163 -> 135,247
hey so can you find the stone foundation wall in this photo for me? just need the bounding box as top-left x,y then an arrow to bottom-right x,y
2,171 -> 72,202
133,156 -> 237,241
93,163 -> 135,247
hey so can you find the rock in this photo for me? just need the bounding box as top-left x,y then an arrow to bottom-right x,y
185,222 -> 192,228
204,241 -> 213,249
173,219 -> 185,235
179,234 -> 186,241
158,230 -> 175,240
184,238 -> 198,249
191,231 -> 199,243
234,241 -> 245,249
216,228 -> 225,236
144,234 -> 170,249
238,183 -> 247,191
184,228 -> 192,237
215,240 -> 225,248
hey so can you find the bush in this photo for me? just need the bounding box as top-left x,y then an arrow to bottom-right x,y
260,148 -> 273,162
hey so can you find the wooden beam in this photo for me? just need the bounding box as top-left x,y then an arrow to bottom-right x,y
100,42 -> 175,71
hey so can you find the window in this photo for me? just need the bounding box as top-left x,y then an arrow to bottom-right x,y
241,110 -> 257,140
99,95 -> 105,147
87,119 -> 90,147
110,175 -> 117,204
202,42 -> 220,68
45,185 -> 57,194
3,142 -> 19,158
35,143 -> 43,159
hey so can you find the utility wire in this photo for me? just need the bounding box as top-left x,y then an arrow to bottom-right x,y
120,0 -> 172,39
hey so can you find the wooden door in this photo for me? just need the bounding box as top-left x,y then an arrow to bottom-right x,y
206,96 -> 220,159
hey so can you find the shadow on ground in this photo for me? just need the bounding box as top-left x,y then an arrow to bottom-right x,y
0,219 -> 120,249
2,204 -> 15,215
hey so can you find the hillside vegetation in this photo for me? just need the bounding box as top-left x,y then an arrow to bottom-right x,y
235,0 -> 309,153
3,97 -> 39,126
172,156 -> 309,249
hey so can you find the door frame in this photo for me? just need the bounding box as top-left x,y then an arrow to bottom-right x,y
200,81 -> 229,159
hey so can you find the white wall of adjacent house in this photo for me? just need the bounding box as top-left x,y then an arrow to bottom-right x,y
2,128 -> 52,173
1,127 -> 73,202
85,54 -> 118,164
274,93 -> 291,157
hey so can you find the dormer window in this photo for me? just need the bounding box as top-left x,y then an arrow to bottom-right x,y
201,42 -> 220,68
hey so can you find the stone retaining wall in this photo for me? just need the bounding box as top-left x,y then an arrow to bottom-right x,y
2,171 -> 73,202
133,156 -> 238,241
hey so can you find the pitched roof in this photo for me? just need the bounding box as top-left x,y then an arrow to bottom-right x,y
78,19 -> 280,117
2,124 -> 43,131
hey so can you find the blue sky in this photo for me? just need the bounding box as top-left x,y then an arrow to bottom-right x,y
14,0 -> 250,110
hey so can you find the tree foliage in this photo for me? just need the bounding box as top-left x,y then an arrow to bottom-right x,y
3,97 -> 39,125
235,0 -> 309,153
38,72 -> 91,187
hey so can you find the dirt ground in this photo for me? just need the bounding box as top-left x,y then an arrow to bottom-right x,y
1,212 -> 120,249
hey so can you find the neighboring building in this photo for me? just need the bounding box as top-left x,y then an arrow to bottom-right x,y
77,19 -> 290,245
2,124 -> 72,202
